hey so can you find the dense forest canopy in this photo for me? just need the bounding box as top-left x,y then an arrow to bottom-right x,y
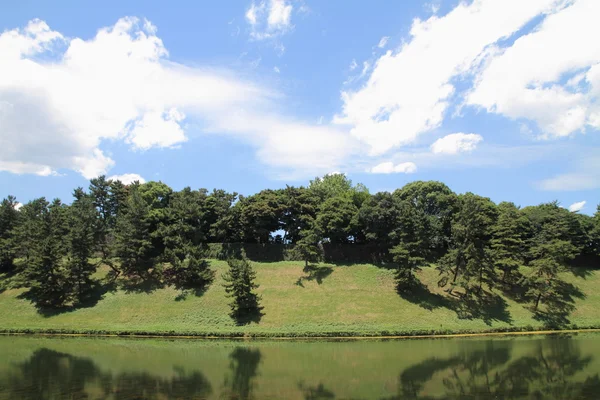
0,174 -> 599,315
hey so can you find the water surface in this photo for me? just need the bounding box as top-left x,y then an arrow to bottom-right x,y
1,334 -> 599,399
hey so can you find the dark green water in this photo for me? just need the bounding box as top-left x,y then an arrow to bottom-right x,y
1,334 -> 600,399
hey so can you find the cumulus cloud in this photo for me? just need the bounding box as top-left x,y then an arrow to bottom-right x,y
467,0 -> 600,138
0,17 -> 356,180
431,133 -> 483,154
369,161 -> 417,174
245,0 -> 293,40
0,17 -> 265,178
568,200 -> 586,212
14,202 -> 23,211
334,0 -> 570,156
108,173 -> 146,184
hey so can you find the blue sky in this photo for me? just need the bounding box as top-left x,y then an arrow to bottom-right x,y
1,0 -> 599,214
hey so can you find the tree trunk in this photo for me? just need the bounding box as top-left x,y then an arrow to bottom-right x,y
535,292 -> 542,311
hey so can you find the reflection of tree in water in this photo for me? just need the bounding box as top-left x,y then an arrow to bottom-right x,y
221,347 -> 262,400
393,337 -> 600,400
0,348 -> 212,400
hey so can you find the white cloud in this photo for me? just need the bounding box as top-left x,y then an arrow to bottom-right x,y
377,36 -> 390,49
108,173 -> 146,184
369,161 -> 417,174
14,202 -> 23,211
537,151 -> 600,191
0,17 -> 355,181
568,200 -> 586,212
468,0 -> 600,138
430,133 -> 483,154
245,0 -> 293,41
334,0 -> 567,156
349,59 -> 358,71
273,66 -> 280,73
0,17 -> 267,178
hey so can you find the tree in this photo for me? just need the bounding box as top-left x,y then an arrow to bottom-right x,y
279,186 -> 318,244
112,184 -> 154,278
437,193 -> 498,296
315,196 -> 358,243
163,245 -> 214,290
490,202 -> 529,284
222,258 -> 262,322
0,196 -> 20,272
236,190 -> 284,244
25,199 -> 71,308
13,198 -> 48,262
89,176 -> 112,258
294,224 -> 323,267
66,188 -> 97,301
524,240 -> 577,311
521,202 -> 580,311
394,181 -> 457,259
392,200 -> 429,289
355,191 -> 401,256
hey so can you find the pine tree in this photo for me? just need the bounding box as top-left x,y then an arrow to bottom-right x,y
222,258 -> 262,322
522,203 -> 579,311
293,217 -> 323,268
163,245 -> 214,290
112,184 -> 154,279
0,196 -> 20,272
437,193 -> 497,296
67,188 -> 97,301
25,199 -> 71,308
524,240 -> 577,310
392,201 -> 429,290
490,202 -> 528,285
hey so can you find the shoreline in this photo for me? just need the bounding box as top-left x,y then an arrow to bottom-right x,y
2,326 -> 600,340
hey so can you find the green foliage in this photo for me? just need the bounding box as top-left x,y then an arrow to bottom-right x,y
112,184 -> 155,278
308,173 -> 369,207
0,195 -> 20,272
521,203 -> 581,311
394,181 -> 457,258
294,227 -> 323,267
222,258 -> 262,322
355,191 -> 400,251
437,193 -> 498,295
315,196 -> 358,244
24,199 -> 71,308
163,246 -> 214,290
67,188 -> 98,301
490,202 -> 529,284
236,189 -> 285,244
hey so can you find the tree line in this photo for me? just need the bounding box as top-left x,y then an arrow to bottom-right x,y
0,174 -> 599,317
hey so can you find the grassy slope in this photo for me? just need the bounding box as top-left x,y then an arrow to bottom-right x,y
0,260 -> 599,336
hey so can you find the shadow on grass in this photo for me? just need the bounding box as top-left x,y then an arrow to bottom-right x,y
295,264 -> 334,287
231,304 -> 264,326
398,280 -> 513,326
532,280 -> 586,328
454,290 -> 513,326
298,382 -> 336,400
118,271 -> 165,294
19,279 -> 117,317
570,266 -> 595,280
174,285 -> 210,301
396,280 -> 451,311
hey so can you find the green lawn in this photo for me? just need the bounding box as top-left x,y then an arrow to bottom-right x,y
1,261 -> 599,336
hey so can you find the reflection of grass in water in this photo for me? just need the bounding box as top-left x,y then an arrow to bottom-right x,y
2,335 -> 600,399
1,261 -> 600,336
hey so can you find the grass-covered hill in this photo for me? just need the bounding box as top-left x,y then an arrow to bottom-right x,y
1,260 -> 598,337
